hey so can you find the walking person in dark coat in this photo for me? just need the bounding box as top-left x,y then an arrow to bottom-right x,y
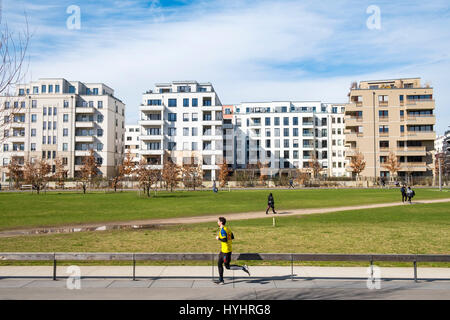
400,185 -> 407,203
266,193 -> 277,215
406,186 -> 415,204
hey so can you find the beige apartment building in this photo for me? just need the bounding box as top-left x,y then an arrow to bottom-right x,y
345,78 -> 436,181
0,78 -> 125,183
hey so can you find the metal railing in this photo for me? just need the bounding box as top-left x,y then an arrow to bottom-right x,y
1,252 -> 449,282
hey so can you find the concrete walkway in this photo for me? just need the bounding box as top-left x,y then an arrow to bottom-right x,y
1,198 -> 449,238
0,266 -> 449,300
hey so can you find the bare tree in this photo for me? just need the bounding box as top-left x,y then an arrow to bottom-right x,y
308,153 -> 323,179
79,149 -> 98,194
181,155 -> 202,191
135,158 -> 160,197
0,12 -> 30,144
5,157 -> 22,189
349,151 -> 366,180
218,161 -> 229,188
53,158 -> 67,189
162,154 -> 180,192
257,161 -> 269,186
383,152 -> 401,181
23,159 -> 51,194
295,168 -> 311,187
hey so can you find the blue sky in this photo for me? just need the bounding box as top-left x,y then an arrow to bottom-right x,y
3,0 -> 450,134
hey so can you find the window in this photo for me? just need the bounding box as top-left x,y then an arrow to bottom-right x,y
97,143 -> 103,151
274,128 -> 280,137
168,113 -> 177,122
63,114 -> 69,122
63,143 -> 68,151
48,122 -> 52,130
379,110 -> 388,118
274,117 -> 280,126
293,117 -> 298,125
3,144 -> 8,151
41,85 -> 46,93
69,86 -> 75,94
30,114 -> 37,123
293,128 -> 298,136
192,98 -> 198,107
97,129 -> 103,137
183,128 -> 189,136
283,117 -> 289,126
168,142 -> 176,151
379,125 -> 389,133
283,128 -> 289,137
265,129 -> 271,137
53,136 -> 57,144
47,137 -> 52,144
168,127 -> 176,136
192,127 -> 198,136
265,117 -> 270,126
48,85 -> 53,93
64,100 -> 69,108
266,140 -> 271,148
400,125 -> 404,133
31,100 -> 37,108
43,107 -> 47,115
183,98 -> 189,107
97,114 -> 104,123
147,99 -> 162,106
203,97 -> 212,106
168,99 -> 177,107
43,121 -> 46,130
284,139 -> 289,148
192,142 -> 198,151
55,85 -> 60,93
192,113 -> 198,121
98,101 -> 103,108
63,128 -> 68,136
33,86 -> 39,94
31,129 -> 36,137
93,88 -> 98,95
380,141 -> 389,148
183,113 -> 189,122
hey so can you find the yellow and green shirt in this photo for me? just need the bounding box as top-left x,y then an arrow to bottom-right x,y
218,226 -> 233,253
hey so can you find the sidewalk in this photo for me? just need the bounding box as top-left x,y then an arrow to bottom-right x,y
1,266 -> 449,300
1,266 -> 449,280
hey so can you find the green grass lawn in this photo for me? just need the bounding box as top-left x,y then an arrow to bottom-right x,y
1,202 -> 449,267
0,188 -> 449,231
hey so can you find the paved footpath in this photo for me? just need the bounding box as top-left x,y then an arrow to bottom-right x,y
0,266 -> 449,300
1,198 -> 450,238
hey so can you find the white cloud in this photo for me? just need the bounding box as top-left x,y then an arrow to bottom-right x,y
3,0 -> 450,133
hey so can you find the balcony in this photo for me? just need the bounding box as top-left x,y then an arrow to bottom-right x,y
399,162 -> 428,172
139,119 -> 164,126
140,135 -> 163,141
400,131 -> 436,140
141,149 -> 164,156
302,121 -> 314,126
75,136 -> 95,143
396,146 -> 427,156
378,101 -> 389,107
405,99 -> 435,110
346,132 -> 363,141
76,107 -> 95,114
345,117 -> 363,127
75,150 -> 91,157
75,121 -> 95,128
140,104 -> 164,112
223,123 -> 233,129
11,122 -> 26,128
405,116 -> 436,125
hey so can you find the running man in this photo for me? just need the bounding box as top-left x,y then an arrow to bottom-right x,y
216,217 -> 250,285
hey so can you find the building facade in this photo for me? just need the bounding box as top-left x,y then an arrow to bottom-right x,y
0,78 -> 125,182
139,81 -> 223,181
223,101 -> 349,177
345,78 -> 436,180
125,125 -> 141,165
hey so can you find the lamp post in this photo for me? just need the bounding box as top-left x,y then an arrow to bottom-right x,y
373,92 -> 377,183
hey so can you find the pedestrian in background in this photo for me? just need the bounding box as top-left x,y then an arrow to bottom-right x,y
401,185 -> 407,203
266,193 -> 277,214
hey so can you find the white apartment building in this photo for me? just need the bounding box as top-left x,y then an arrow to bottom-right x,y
139,81 -> 223,181
0,78 -> 125,182
223,101 -> 349,177
125,125 -> 141,165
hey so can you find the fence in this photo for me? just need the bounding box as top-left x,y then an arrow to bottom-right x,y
1,252 -> 449,282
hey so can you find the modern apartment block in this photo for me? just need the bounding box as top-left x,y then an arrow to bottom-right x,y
223,101 -> 350,177
139,81 -> 223,181
345,78 -> 436,180
125,125 -> 141,165
0,78 -> 125,182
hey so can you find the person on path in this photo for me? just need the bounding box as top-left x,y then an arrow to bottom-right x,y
266,193 -> 277,214
212,180 -> 218,193
400,185 -> 407,203
215,217 -> 250,285
406,186 -> 415,204
289,178 -> 294,189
